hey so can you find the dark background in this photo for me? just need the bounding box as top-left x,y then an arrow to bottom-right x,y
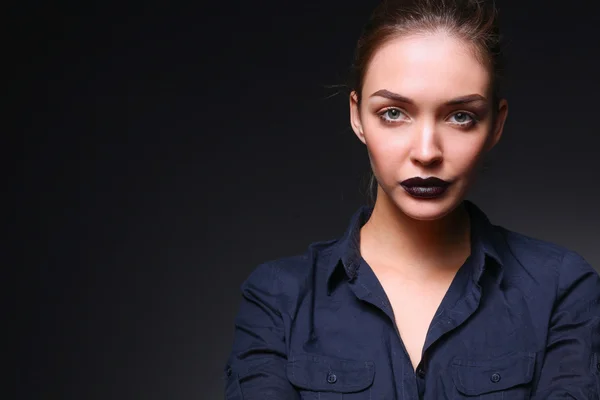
16,0 -> 599,399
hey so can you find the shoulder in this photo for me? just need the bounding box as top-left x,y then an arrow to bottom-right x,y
240,238 -> 339,297
494,225 -> 599,294
499,226 -> 568,269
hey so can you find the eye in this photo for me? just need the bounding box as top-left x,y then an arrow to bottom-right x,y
378,107 -> 409,123
448,111 -> 477,127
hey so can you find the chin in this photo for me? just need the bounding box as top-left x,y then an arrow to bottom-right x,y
391,189 -> 464,221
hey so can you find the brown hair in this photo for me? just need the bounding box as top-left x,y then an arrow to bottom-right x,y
349,0 -> 506,204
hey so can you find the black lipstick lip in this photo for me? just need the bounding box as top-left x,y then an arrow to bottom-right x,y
400,176 -> 452,199
400,176 -> 451,187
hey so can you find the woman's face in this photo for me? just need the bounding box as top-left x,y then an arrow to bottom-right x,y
350,31 -> 508,221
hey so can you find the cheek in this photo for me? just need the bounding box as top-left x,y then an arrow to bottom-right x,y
364,131 -> 410,170
445,135 -> 488,174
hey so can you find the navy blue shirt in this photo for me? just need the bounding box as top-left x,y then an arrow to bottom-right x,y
224,201 -> 600,399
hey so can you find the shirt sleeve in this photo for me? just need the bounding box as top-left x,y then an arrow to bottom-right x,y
224,263 -> 300,400
532,250 -> 600,399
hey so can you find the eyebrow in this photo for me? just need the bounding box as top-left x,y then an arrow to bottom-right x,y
369,89 -> 487,105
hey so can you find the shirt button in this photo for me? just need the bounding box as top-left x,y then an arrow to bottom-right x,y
490,373 -> 501,383
417,367 -> 426,379
327,372 -> 337,384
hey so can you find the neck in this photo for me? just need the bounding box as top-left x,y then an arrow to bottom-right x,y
360,187 -> 471,276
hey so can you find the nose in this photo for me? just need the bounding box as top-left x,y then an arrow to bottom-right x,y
409,121 -> 443,167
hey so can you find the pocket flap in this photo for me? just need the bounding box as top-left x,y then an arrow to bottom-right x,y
286,352 -> 375,393
452,351 -> 535,395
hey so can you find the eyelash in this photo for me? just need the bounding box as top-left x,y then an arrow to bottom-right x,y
377,107 -> 479,128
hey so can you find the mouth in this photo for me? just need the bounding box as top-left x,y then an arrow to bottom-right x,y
400,176 -> 452,199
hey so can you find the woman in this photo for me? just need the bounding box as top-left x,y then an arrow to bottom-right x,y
224,0 -> 600,398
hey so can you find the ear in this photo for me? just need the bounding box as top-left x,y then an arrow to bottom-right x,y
349,90 -> 367,145
486,98 -> 508,152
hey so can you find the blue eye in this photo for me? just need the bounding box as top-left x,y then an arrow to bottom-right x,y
385,109 -> 403,119
449,112 -> 476,126
378,108 -> 408,123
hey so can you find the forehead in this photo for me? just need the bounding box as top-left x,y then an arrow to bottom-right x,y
363,32 -> 491,101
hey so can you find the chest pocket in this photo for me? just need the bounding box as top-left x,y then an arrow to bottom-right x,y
286,352 -> 374,399
451,351 -> 536,399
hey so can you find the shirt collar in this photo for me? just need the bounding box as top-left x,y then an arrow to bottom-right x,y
325,200 -> 505,292
464,200 -> 504,282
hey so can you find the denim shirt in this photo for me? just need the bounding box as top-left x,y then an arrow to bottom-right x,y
224,201 -> 600,399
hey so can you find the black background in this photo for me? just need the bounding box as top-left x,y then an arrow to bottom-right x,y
16,1 -> 600,398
